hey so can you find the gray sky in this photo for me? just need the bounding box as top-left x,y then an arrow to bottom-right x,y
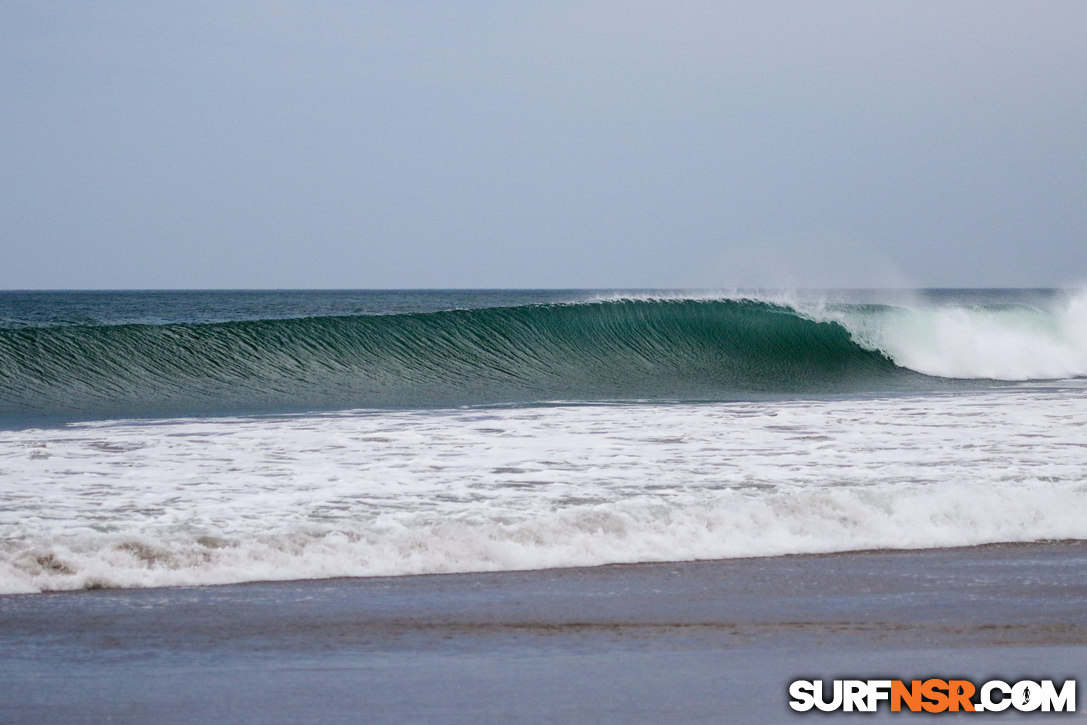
2,1 -> 1085,289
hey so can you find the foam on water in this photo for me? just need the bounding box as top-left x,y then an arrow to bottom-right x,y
2,385 -> 1085,593
823,290 -> 1087,381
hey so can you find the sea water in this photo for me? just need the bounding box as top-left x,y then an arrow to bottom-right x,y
1,289 -> 1085,593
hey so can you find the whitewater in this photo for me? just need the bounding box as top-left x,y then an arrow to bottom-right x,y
1,289 -> 1085,593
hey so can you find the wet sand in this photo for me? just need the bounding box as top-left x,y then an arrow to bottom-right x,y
1,542 -> 1085,723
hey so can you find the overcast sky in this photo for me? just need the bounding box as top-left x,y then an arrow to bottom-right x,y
2,1 -> 1085,289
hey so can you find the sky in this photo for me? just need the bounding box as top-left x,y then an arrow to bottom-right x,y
2,1 -> 1086,290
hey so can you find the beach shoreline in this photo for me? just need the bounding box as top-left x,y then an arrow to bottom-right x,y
2,541 -> 1084,722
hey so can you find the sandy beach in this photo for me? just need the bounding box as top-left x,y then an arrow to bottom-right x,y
1,541 -> 1084,723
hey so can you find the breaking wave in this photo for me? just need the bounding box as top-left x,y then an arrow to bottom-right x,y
2,293 -> 1084,423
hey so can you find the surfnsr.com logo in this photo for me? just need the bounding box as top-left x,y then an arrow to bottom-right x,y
789,679 -> 1077,713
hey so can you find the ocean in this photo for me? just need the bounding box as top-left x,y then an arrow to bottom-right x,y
1,288 -> 1085,594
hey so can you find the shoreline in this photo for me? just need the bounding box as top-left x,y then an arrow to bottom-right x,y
10,537 -> 1087,600
2,541 -> 1085,722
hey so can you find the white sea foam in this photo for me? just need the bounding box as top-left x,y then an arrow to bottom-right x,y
2,385 -> 1085,593
804,290 -> 1087,381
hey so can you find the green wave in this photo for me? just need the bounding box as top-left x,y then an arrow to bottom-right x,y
0,298 -> 930,423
